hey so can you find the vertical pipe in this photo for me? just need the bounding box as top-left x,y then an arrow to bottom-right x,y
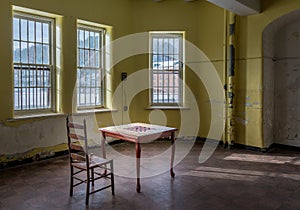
226,12 -> 236,148
223,10 -> 228,145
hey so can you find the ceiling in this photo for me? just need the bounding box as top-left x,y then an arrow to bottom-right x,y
153,0 -> 261,16
206,0 -> 261,16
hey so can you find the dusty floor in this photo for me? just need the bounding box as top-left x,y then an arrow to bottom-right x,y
0,140 -> 300,210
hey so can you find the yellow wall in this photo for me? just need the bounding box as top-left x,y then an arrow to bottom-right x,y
235,0 -> 300,148
2,0 -> 300,165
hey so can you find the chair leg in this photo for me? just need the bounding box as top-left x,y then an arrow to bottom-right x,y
70,166 -> 74,196
111,173 -> 115,195
86,169 -> 90,205
91,168 -> 94,187
111,161 -> 115,195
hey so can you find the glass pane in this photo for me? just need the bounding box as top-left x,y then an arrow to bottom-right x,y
36,22 -> 42,43
43,44 -> 49,64
21,42 -> 28,63
13,18 -> 20,40
90,50 -> 95,67
28,43 -> 35,64
95,51 -> 100,68
78,49 -> 84,66
43,23 -> 49,43
158,38 -> 163,54
169,38 -> 174,54
85,30 -> 89,48
20,19 -> 28,41
28,21 -> 35,42
95,32 -> 100,50
14,41 -> 21,63
174,38 -> 179,54
36,44 -> 42,64
78,30 -> 84,48
44,70 -> 51,86
37,70 -> 42,86
84,50 -> 89,67
90,31 -> 95,49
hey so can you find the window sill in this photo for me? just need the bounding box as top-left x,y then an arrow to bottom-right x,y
7,112 -> 66,122
146,106 -> 190,110
76,108 -> 118,114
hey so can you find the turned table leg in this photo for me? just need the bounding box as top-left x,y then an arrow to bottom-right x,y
136,141 -> 141,193
170,132 -> 175,178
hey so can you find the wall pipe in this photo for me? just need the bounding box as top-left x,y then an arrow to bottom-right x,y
223,10 -> 228,146
226,12 -> 236,148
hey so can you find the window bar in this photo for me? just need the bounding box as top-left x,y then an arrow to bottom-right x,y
35,66 -> 37,109
26,66 -> 29,109
84,30 -> 87,106
18,20 -> 22,110
89,69 -> 92,106
78,69 -> 80,106
162,38 -> 165,103
78,29 -> 80,106
156,37 -> 159,103
88,31 -> 92,106
167,38 -> 171,103
173,38 -> 176,103
171,37 -> 174,103
42,65 -> 45,108
180,36 -> 183,104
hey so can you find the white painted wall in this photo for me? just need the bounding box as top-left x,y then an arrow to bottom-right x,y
0,117 -> 67,155
0,114 -> 102,156
263,9 -> 300,148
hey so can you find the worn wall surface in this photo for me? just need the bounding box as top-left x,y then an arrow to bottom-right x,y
0,0 -> 226,165
0,0 -> 132,165
262,6 -> 300,148
2,0 -> 300,166
273,13 -> 300,147
235,0 -> 300,148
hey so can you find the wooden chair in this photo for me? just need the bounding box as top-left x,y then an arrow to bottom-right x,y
66,115 -> 114,205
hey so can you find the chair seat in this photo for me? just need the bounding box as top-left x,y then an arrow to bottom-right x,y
72,155 -> 112,170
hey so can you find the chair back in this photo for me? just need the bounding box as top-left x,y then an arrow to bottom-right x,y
66,115 -> 90,166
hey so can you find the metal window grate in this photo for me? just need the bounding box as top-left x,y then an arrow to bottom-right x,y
150,33 -> 183,105
77,25 -> 104,108
13,14 -> 53,111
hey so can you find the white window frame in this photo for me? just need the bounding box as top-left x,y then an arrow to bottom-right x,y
149,32 -> 184,107
13,11 -> 56,113
77,23 -> 105,110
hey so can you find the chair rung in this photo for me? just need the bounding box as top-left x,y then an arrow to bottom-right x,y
89,185 -> 113,195
69,133 -> 85,141
70,143 -> 85,151
68,122 -> 84,129
71,153 -> 86,162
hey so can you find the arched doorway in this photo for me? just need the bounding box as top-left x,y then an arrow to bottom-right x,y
263,9 -> 300,147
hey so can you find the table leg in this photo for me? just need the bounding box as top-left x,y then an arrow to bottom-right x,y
101,133 -> 107,175
136,141 -> 141,193
101,133 -> 106,159
170,132 -> 175,178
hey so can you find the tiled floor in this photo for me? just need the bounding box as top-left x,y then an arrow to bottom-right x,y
1,140 -> 300,210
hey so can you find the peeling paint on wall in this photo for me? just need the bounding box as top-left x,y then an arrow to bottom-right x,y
0,143 -> 68,168
272,16 -> 300,147
234,117 -> 248,125
0,117 -> 67,155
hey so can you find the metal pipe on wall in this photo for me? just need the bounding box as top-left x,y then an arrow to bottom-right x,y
226,12 -> 236,148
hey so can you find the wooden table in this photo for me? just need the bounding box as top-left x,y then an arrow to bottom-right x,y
99,122 -> 178,193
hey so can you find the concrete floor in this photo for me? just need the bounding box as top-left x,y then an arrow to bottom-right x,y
0,140 -> 300,210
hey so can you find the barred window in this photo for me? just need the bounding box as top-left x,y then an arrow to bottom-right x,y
150,32 -> 183,106
77,25 -> 104,109
13,13 -> 54,111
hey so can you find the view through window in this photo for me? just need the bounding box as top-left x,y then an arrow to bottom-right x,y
77,25 -> 104,109
13,13 -> 53,111
150,32 -> 183,106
